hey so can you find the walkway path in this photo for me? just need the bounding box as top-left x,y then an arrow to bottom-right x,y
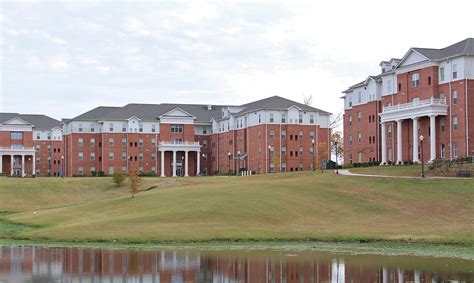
337,169 -> 466,180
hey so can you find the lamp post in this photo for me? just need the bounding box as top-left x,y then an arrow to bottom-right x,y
268,145 -> 272,173
335,141 -> 339,175
311,139 -> 315,171
60,155 -> 64,178
227,152 -> 231,175
181,156 -> 184,177
237,150 -> 241,176
419,135 -> 425,178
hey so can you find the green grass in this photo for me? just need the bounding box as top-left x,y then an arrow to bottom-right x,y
0,172 -> 473,248
350,163 -> 474,177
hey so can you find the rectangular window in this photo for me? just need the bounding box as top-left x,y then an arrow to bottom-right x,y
358,92 -> 361,103
299,131 -> 303,140
281,146 -> 286,156
90,167 -> 96,174
90,124 -> 95,132
281,130 -> 286,139
121,138 -> 127,146
453,116 -> 458,131
269,130 -> 275,139
35,144 -> 40,151
453,142 -> 458,158
258,114 -> 261,124
151,124 -> 156,132
349,134 -> 352,145
47,133 -> 51,140
269,146 -> 274,156
310,146 -> 314,156
78,152 -> 83,161
10,132 -> 22,140
151,138 -> 156,145
428,76 -> 431,85
78,167 -> 84,175
122,152 -> 127,160
109,138 -> 114,146
452,64 -> 457,79
78,138 -> 83,146
139,153 -> 144,160
309,114 -> 314,124
309,130 -> 314,140
281,162 -> 286,172
109,152 -> 114,160
90,152 -> 95,161
139,124 -> 143,132
202,153 -> 208,161
411,73 -> 419,88
109,167 -> 114,175
109,123 -> 114,132
440,118 -> 445,133
398,83 -> 402,92
348,95 -> 352,107
269,163 -> 275,173
78,124 -> 83,132
171,124 -> 183,133
122,124 -> 127,132
90,138 -> 96,147
269,113 -> 274,123
440,144 -> 445,159
452,90 -> 457,105
138,139 -> 144,146
388,125 -> 392,138
440,67 -> 445,81
298,114 -> 303,124
349,115 -> 352,126
357,112 -> 361,123
299,147 -> 303,156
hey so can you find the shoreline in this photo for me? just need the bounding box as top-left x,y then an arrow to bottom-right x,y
1,238 -> 473,261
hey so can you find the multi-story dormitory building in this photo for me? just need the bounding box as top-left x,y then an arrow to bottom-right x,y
0,113 -> 63,176
342,38 -> 474,165
0,96 -> 331,177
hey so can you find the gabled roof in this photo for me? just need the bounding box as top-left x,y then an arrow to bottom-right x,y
411,38 -> 474,61
237,95 -> 330,115
72,106 -> 120,121
159,107 -> 196,119
0,113 -> 61,130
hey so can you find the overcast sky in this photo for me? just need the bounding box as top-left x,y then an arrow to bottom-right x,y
1,0 -> 473,120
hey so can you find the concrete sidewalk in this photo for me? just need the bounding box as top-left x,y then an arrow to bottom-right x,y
337,169 -> 466,180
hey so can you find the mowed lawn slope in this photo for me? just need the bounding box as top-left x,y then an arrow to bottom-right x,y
1,173 -> 473,245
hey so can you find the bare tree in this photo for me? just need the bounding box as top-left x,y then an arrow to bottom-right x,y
129,171 -> 142,198
331,131 -> 344,161
329,111 -> 343,130
303,94 -> 313,106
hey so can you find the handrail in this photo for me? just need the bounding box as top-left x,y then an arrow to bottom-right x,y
383,97 -> 446,112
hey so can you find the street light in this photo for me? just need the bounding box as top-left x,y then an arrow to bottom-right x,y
268,145 -> 272,173
311,139 -> 315,171
227,152 -> 231,175
181,156 -> 184,177
61,155 -> 64,178
237,150 -> 241,176
335,141 -> 339,175
419,135 -> 425,178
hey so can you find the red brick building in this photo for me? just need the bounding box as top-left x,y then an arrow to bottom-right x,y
61,96 -> 331,177
0,113 -> 62,176
342,38 -> 474,165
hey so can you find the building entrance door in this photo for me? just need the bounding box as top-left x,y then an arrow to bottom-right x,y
176,165 -> 183,177
14,169 -> 21,177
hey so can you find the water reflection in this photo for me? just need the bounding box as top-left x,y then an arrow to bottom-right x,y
0,246 -> 473,282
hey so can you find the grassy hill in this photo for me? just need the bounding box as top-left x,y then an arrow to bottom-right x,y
0,172 -> 473,245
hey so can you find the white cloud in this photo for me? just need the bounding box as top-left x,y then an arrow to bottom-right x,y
46,54 -> 72,72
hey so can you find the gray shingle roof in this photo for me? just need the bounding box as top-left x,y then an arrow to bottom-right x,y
69,96 -> 331,123
413,38 -> 474,60
237,96 -> 331,115
0,113 -> 61,130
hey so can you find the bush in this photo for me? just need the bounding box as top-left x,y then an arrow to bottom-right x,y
139,171 -> 158,177
112,172 -> 127,187
97,171 -> 105,177
90,171 -> 97,177
129,171 -> 142,198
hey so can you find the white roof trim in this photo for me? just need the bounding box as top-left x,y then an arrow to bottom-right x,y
395,48 -> 430,69
2,117 -> 32,126
159,107 -> 196,119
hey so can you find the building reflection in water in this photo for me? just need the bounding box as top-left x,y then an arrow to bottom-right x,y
0,246 -> 473,282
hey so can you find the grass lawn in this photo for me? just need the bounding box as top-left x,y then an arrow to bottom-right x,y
0,172 -> 473,247
350,163 -> 474,177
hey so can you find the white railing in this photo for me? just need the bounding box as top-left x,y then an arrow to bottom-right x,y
0,146 -> 35,152
383,97 -> 446,112
159,141 -> 200,146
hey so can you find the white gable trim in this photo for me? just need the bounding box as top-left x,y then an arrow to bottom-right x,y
396,49 -> 430,69
127,116 -> 142,121
159,107 -> 196,119
288,105 -> 303,111
2,117 -> 32,126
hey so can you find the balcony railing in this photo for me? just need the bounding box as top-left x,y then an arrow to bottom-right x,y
0,146 -> 35,152
158,141 -> 200,146
383,97 -> 446,113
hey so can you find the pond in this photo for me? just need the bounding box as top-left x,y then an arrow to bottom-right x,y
0,245 -> 473,282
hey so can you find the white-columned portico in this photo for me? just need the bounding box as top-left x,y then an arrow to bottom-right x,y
0,146 -> 35,177
158,141 -> 201,177
379,97 -> 448,164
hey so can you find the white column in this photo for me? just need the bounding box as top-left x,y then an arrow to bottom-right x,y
10,155 -> 14,176
160,150 -> 165,177
0,154 -> 3,174
413,118 -> 419,163
396,120 -> 403,164
430,115 -> 436,162
196,151 -> 200,176
380,122 -> 387,165
184,150 -> 189,177
32,154 -> 36,176
172,150 -> 177,177
21,154 -> 25,177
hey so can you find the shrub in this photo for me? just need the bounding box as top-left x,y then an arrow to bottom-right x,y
112,172 -> 127,187
97,171 -> 105,177
90,171 -> 97,177
129,171 -> 142,198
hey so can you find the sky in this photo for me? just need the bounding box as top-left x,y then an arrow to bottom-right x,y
1,0 -> 473,121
